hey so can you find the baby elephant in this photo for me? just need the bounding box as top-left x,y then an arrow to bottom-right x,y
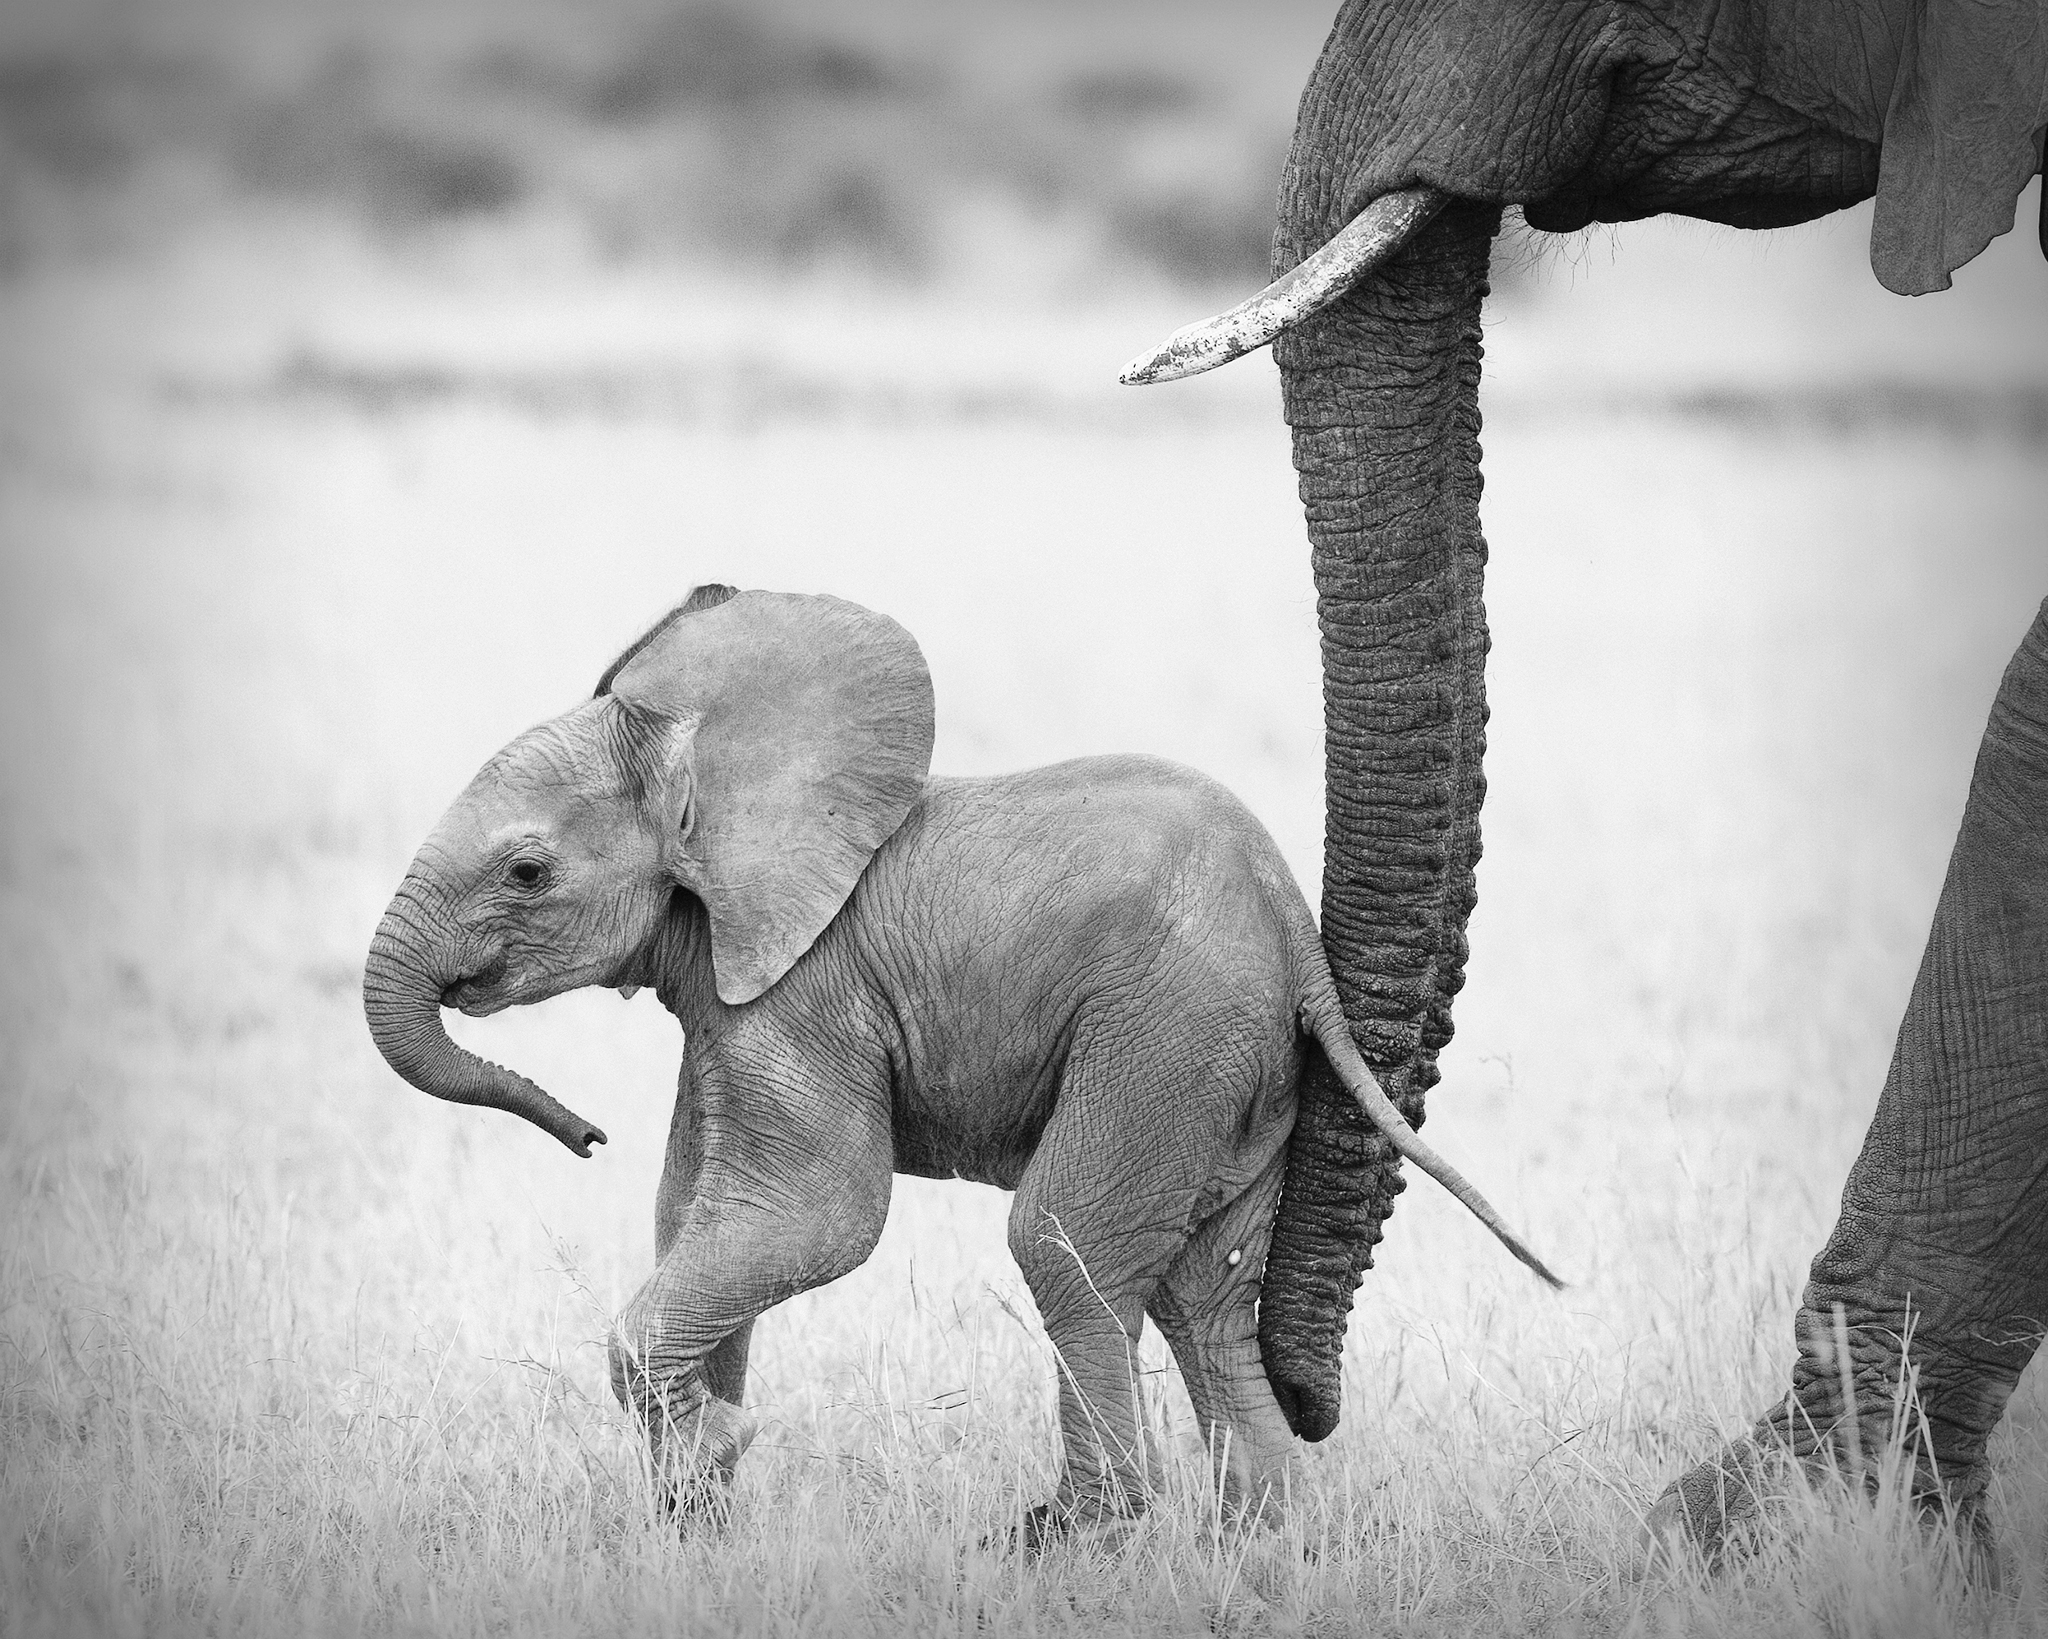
364,586 -> 1556,1534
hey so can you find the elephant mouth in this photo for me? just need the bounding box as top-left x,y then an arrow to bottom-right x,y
440,957 -> 510,1015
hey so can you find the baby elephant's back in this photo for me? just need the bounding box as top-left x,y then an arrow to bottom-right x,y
888,755 -> 1320,1031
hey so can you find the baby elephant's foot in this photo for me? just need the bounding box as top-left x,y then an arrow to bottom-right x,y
648,1399 -> 758,1523
611,1336 -> 758,1516
996,1495 -> 1143,1559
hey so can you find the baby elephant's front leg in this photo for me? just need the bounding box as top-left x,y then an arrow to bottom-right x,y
608,1060 -> 893,1514
609,1319 -> 759,1512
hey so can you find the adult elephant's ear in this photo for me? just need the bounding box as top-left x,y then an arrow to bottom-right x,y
1870,1 -> 2048,294
609,591 -> 934,1005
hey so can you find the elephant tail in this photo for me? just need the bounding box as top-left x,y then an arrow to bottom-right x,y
1298,990 -> 1564,1292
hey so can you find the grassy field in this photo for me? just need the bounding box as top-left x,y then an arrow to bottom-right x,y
6,3 -> 2048,1633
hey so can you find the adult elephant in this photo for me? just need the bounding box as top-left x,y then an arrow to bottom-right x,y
1124,0 -> 2048,1554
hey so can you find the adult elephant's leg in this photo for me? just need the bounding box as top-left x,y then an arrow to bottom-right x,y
1651,598 -> 2048,1557
612,1055 -> 893,1508
1146,1137 -> 1294,1521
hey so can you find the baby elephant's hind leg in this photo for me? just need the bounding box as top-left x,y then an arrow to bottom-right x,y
1007,1008 -> 1294,1539
1147,1132 -> 1295,1522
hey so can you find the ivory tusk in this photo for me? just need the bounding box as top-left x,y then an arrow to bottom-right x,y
1118,186 -> 1448,386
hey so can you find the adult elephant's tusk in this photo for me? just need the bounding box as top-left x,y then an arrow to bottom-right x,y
1118,186 -> 1448,385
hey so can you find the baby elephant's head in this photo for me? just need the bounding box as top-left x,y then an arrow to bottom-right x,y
363,586 -> 933,1154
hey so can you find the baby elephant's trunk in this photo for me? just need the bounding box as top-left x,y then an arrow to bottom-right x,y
363,878 -> 608,1157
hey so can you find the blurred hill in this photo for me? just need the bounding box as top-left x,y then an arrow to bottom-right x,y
0,0 -> 2041,432
0,0 -> 1337,289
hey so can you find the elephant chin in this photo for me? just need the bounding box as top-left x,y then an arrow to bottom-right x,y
363,888 -> 607,1158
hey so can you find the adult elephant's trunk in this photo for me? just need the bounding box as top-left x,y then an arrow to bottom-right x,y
362,877 -> 607,1156
1257,198 -> 1501,1442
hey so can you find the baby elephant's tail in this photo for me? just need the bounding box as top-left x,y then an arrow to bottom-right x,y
1301,999 -> 1565,1291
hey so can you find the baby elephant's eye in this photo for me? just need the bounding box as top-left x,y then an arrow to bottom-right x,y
507,860 -> 548,889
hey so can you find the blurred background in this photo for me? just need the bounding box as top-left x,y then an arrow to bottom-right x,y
2,0 -> 2046,1598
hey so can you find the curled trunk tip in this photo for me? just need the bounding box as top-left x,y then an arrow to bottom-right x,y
363,911 -> 607,1157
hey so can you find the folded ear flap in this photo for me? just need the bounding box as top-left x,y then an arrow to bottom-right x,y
609,591 -> 934,1004
1870,0 -> 2048,295
593,583 -> 740,698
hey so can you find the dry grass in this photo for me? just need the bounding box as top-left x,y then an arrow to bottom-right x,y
5,5 -> 2048,1632
5,248 -> 2045,1630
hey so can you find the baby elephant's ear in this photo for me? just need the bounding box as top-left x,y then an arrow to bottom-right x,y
609,591 -> 934,1004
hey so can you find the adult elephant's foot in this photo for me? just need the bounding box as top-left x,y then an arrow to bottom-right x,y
1640,1435 -> 1778,1566
1639,1279 -> 2022,1579
1641,1423 -> 1998,1581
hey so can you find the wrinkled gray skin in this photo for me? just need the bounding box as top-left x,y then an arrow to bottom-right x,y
368,586 -> 1429,1529
1244,0 -> 2047,1560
